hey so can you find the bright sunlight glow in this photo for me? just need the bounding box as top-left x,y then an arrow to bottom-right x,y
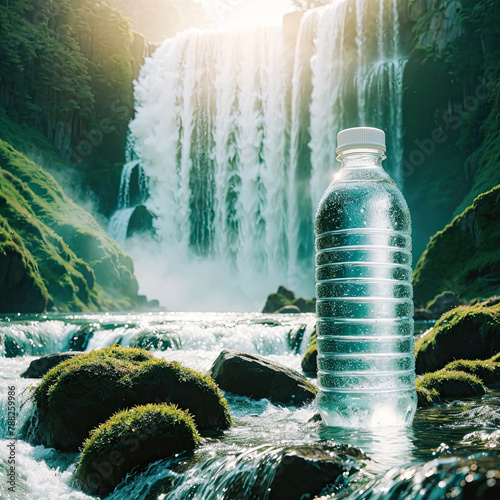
199,0 -> 292,29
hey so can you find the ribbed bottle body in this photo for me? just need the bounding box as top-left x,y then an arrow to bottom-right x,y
315,169 -> 417,427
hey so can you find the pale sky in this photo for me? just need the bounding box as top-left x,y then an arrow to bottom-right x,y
199,0 -> 293,29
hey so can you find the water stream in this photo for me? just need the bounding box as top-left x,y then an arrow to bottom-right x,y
1,313 -> 499,499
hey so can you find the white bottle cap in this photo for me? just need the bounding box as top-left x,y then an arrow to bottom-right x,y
336,127 -> 386,154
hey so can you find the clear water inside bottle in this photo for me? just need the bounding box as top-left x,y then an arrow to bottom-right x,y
315,151 -> 417,427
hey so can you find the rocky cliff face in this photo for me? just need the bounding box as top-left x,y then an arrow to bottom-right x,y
402,0 -> 500,261
408,0 -> 462,54
413,185 -> 500,305
0,139 -> 141,312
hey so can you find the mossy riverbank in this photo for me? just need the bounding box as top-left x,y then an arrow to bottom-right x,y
0,137 -> 142,312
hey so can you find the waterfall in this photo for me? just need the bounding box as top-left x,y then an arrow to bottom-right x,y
113,0 -> 409,311
109,134 -> 149,243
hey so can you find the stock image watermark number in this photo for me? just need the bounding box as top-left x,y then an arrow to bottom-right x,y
7,386 -> 17,493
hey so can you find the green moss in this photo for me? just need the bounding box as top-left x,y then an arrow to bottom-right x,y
415,381 -> 440,408
33,345 -> 232,451
75,403 -> 201,496
0,215 -> 49,312
415,302 -> 500,374
443,359 -> 500,384
0,138 -> 139,311
417,369 -> 486,398
405,0 -> 500,260
301,326 -> 318,375
413,186 -> 500,305
491,353 -> 500,362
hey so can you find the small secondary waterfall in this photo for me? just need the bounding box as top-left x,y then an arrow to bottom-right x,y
110,0 -> 408,310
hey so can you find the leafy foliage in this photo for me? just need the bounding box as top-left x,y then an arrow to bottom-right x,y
413,186 -> 500,304
0,0 -> 136,213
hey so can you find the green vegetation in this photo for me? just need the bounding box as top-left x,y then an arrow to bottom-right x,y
301,326 -> 317,375
75,403 -> 201,496
0,138 -> 139,311
0,0 -> 139,214
405,0 -> 500,260
33,345 -> 232,451
415,383 -> 440,408
443,359 -> 500,384
416,369 -> 486,399
413,186 -> 500,305
262,286 -> 316,313
415,302 -> 500,374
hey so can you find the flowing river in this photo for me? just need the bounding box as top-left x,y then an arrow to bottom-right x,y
1,313 -> 499,499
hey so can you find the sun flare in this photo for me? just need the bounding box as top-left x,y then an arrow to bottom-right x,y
200,0 -> 292,29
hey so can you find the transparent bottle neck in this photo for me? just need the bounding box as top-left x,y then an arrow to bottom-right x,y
336,148 -> 386,169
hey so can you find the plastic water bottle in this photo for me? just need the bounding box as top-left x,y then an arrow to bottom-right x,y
315,127 -> 417,428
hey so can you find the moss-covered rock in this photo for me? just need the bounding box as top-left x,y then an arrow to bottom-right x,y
415,382 -> 440,408
443,359 -> 500,385
404,0 -> 500,261
301,326 -> 317,376
416,369 -> 486,399
75,403 -> 200,496
32,345 -> 231,451
415,302 -> 500,374
0,140 -> 141,312
413,186 -> 500,305
262,286 -> 316,313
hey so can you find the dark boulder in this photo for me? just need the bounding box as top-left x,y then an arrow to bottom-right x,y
209,349 -> 317,407
427,291 -> 465,318
263,445 -> 361,500
21,352 -> 80,378
33,345 -> 232,451
287,325 -> 307,353
216,444 -> 362,500
127,204 -> 155,239
68,325 -> 94,351
129,331 -> 175,351
353,453 -> 500,500
414,308 -> 435,321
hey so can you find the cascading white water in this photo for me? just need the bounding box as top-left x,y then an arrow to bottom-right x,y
112,0 -> 408,311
